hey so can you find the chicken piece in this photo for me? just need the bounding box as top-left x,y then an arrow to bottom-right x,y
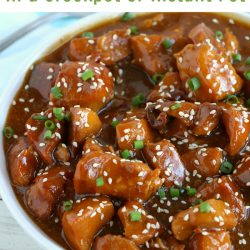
222,105 -> 250,156
175,43 -> 243,102
118,201 -> 161,245
53,143 -> 71,163
69,29 -> 131,65
147,72 -> 184,102
192,103 -> 221,136
143,139 -> 185,187
233,155 -> 250,188
28,62 -> 60,100
171,199 -> 237,241
93,235 -> 139,250
188,23 -> 239,61
181,147 -> 223,178
62,197 -> 114,250
189,230 -> 232,250
139,14 -> 166,29
130,34 -> 175,76
116,118 -> 154,150
82,138 -> 114,155
69,107 -> 102,154
190,176 -> 244,220
158,101 -> 199,127
74,151 -> 162,200
50,61 -> 114,111
8,137 -> 39,186
150,237 -> 185,250
26,166 -> 72,220
26,109 -> 65,164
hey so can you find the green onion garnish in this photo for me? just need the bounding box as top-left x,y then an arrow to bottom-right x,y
162,38 -> 173,49
130,25 -> 138,35
246,98 -> 250,108
64,111 -> 71,122
82,69 -> 94,81
130,211 -> 141,221
53,107 -> 64,121
44,130 -> 52,140
121,12 -> 134,22
32,115 -> 48,121
225,94 -> 239,104
193,199 -> 203,206
215,30 -> 223,40
63,200 -> 73,211
246,56 -> 250,65
121,149 -> 131,159
170,103 -> 181,110
51,86 -> 63,99
152,73 -> 164,84
111,120 -> 120,128
82,31 -> 94,38
3,126 -> 14,139
220,161 -> 234,174
244,70 -> 250,81
158,188 -> 166,199
134,140 -> 144,149
45,120 -> 55,131
200,202 -> 211,213
132,93 -> 145,107
232,53 -> 241,63
170,188 -> 180,198
188,77 -> 201,91
96,177 -> 104,187
186,187 -> 196,196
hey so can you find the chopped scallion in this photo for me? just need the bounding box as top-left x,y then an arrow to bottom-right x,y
220,161 -> 233,174
200,202 -> 211,213
130,211 -> 141,221
3,126 -> 14,139
44,130 -> 52,140
134,140 -> 144,149
121,12 -> 134,22
82,31 -> 94,38
121,149 -> 131,159
132,93 -> 145,107
51,86 -> 63,99
63,200 -> 73,211
170,103 -> 181,110
45,120 -> 55,131
152,73 -> 164,84
188,77 -> 201,91
82,69 -> 94,81
96,177 -> 104,187
53,107 -> 64,121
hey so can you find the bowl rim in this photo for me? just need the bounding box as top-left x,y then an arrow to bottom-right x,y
0,12 -> 249,250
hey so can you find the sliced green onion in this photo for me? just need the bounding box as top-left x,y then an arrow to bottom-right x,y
45,120 -> 55,131
130,211 -> 141,222
215,30 -> 223,40
186,187 -> 196,196
225,94 -> 239,104
32,115 -> 48,121
193,199 -> 203,206
200,202 -> 211,213
3,127 -> 14,139
64,111 -> 71,122
170,103 -> 181,110
82,69 -> 94,81
188,77 -> 201,91
111,120 -> 120,128
121,149 -> 131,159
152,73 -> 164,84
82,31 -> 94,38
134,140 -> 144,149
53,107 -> 64,121
121,12 -> 134,22
162,38 -> 173,49
158,188 -> 166,199
170,188 -> 180,198
246,98 -> 250,108
44,130 -> 52,140
220,161 -> 233,174
232,53 -> 241,63
244,70 -> 250,81
51,86 -> 63,99
130,25 -> 138,35
132,93 -> 145,107
246,56 -> 250,65
63,200 -> 73,211
96,177 -> 104,187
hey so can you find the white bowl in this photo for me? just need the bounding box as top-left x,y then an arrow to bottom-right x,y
0,12 -> 249,250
